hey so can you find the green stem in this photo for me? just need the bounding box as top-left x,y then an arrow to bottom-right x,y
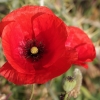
64,93 -> 69,100
46,82 -> 59,100
29,84 -> 34,100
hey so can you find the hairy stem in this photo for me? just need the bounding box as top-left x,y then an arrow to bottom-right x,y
46,82 -> 59,100
64,93 -> 69,100
29,84 -> 34,100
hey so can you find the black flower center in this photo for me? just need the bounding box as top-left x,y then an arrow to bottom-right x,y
22,39 -> 45,62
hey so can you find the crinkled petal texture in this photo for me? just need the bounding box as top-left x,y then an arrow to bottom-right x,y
0,5 -> 54,37
2,5 -> 54,21
0,6 -> 77,85
65,26 -> 96,68
0,21 -> 13,37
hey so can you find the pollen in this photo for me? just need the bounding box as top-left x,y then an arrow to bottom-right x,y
30,46 -> 38,54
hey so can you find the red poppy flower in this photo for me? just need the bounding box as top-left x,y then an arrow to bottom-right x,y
65,26 -> 96,68
0,6 -> 77,85
0,6 -> 95,85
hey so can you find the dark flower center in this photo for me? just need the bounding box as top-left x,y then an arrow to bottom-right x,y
22,39 -> 45,62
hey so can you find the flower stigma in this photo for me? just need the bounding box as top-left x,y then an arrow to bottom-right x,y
66,76 -> 74,82
30,46 -> 38,54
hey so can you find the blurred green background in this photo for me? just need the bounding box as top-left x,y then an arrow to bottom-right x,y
0,0 -> 100,100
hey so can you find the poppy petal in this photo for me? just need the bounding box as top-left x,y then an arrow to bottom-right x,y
0,62 -> 35,85
32,14 -> 67,68
0,50 -> 73,85
1,6 -> 54,38
2,6 -> 54,22
34,47 -> 78,83
2,22 -> 35,74
65,26 -> 96,67
0,21 -> 13,37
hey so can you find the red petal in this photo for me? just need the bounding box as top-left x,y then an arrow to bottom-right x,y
0,50 -> 73,85
0,21 -> 13,37
32,14 -> 67,68
0,62 -> 35,85
2,22 -> 36,73
2,6 -> 54,22
34,52 -> 72,83
65,26 -> 96,68
1,6 -> 54,38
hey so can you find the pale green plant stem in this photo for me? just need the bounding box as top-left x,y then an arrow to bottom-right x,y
64,93 -> 69,100
46,82 -> 59,100
29,84 -> 34,100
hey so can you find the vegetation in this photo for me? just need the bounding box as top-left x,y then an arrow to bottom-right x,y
0,0 -> 100,100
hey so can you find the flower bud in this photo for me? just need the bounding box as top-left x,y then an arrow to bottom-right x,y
63,76 -> 76,93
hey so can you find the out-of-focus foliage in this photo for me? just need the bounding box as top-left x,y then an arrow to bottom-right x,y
0,0 -> 100,100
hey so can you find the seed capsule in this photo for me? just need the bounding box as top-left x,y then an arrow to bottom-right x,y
63,76 -> 76,93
